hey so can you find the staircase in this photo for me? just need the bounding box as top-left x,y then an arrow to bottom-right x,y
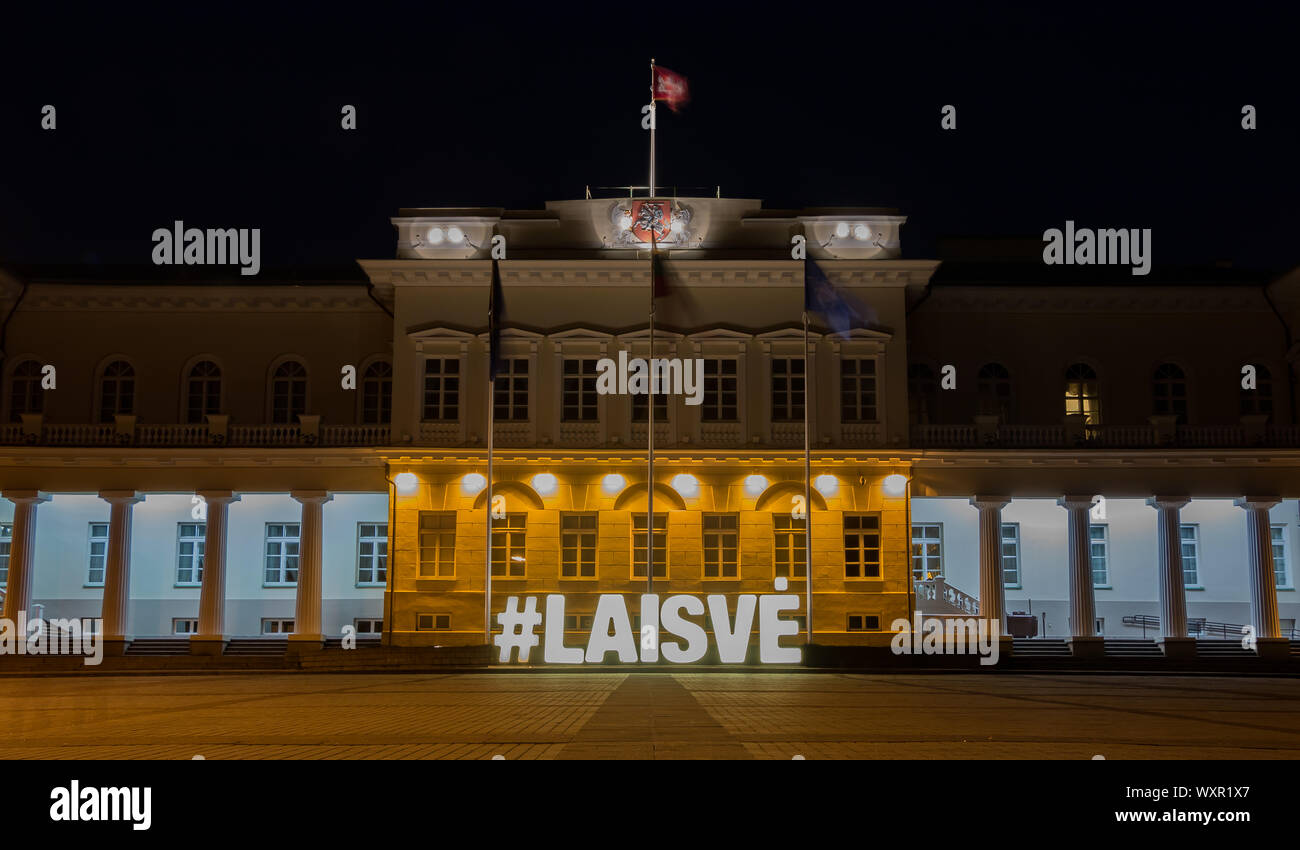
323,636 -> 382,650
914,577 -> 980,617
224,638 -> 288,656
124,638 -> 191,656
1195,640 -> 1258,659
1103,639 -> 1164,658
1012,638 -> 1071,657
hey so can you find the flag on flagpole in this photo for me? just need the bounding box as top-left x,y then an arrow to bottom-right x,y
650,231 -> 669,297
488,259 -> 505,380
652,66 -> 690,113
804,259 -> 873,337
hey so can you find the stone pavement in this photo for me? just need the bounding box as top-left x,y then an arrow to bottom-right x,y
1,672 -> 1298,759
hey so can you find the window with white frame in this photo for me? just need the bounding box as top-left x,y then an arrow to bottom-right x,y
561,513 -> 597,578
847,614 -> 881,632
844,514 -> 881,578
840,358 -> 878,423
261,619 -> 295,635
770,358 -> 805,422
493,358 -> 529,421
422,358 -> 460,421
1179,524 -> 1200,586
1089,524 -> 1109,586
1272,525 -> 1290,588
0,523 -> 11,586
773,514 -> 807,579
632,513 -> 668,579
701,359 -> 738,421
354,618 -> 383,636
86,522 -> 109,585
357,522 -> 388,585
264,523 -> 301,585
173,618 -> 199,635
562,358 -> 600,422
491,514 -> 527,577
1001,522 -> 1021,586
703,513 -> 739,578
176,522 -> 205,585
418,512 -> 456,577
911,523 -> 942,581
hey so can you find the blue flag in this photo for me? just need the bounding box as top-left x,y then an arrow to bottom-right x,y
489,259 -> 505,381
804,259 -> 871,337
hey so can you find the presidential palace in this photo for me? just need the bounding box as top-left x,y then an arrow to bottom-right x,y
1,194 -> 1298,660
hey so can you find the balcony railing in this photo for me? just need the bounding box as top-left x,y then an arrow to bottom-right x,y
911,423 -> 1300,449
0,420 -> 391,448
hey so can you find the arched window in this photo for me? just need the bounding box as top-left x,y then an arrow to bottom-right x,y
1152,363 -> 1188,421
1240,364 -> 1273,421
908,363 -> 938,425
8,360 -> 43,422
976,362 -> 1012,420
1064,363 -> 1101,424
98,360 -> 135,422
361,361 -> 392,424
186,361 -> 222,424
270,360 -> 308,424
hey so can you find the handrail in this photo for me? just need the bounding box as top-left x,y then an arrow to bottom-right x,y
1122,613 -> 1299,640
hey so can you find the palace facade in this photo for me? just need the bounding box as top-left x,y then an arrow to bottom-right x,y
0,196 -> 1297,659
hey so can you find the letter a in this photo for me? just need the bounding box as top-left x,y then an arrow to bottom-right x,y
341,104 -> 357,130
1241,364 -> 1257,390
940,364 -> 956,390
491,235 -> 507,260
790,234 -> 806,260
41,365 -> 56,390
1042,228 -> 1063,264
340,365 -> 356,390
941,104 -> 956,130
1241,105 -> 1256,130
41,105 -> 56,130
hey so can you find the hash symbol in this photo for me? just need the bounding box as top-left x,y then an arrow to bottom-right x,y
494,596 -> 543,663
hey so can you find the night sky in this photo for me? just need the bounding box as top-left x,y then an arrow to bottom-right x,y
2,3 -> 1297,272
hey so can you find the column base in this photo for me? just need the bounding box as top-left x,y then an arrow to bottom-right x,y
994,635 -> 1014,662
189,635 -> 231,656
1156,636 -> 1197,659
1066,636 -> 1105,659
1252,637 -> 1292,661
101,637 -> 133,657
287,633 -> 326,654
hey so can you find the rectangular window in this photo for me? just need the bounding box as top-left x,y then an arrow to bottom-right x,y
0,523 -> 12,586
840,358 -> 878,423
774,514 -> 807,579
86,522 -> 109,586
1179,524 -> 1200,587
770,358 -> 805,422
562,358 -> 600,422
176,522 -> 206,585
1089,524 -> 1109,586
264,523 -> 301,585
357,522 -> 388,585
491,514 -> 527,577
1001,522 -> 1021,586
632,513 -> 668,578
847,614 -> 881,632
564,614 -> 596,631
173,618 -> 199,635
416,613 -> 451,631
911,523 -> 943,581
354,618 -> 384,636
422,358 -> 460,421
1272,525 -> 1290,588
631,383 -> 669,423
844,514 -> 881,578
701,359 -> 738,422
703,513 -> 739,578
561,513 -> 597,578
417,512 -> 456,578
493,358 -> 529,421
261,619 -> 295,635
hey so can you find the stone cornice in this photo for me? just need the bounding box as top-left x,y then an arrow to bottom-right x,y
19,284 -> 379,313
920,286 -> 1269,314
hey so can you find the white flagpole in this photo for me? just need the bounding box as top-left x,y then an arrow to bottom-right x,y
803,309 -> 813,645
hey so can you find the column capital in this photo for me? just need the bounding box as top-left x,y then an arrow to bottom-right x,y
195,490 -> 241,505
1146,496 -> 1190,510
1057,494 -> 1097,510
291,490 -> 334,506
98,490 -> 145,505
1235,496 -> 1281,511
970,496 -> 1010,511
1,490 -> 51,505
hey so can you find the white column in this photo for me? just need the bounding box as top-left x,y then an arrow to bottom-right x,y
290,490 -> 332,645
1058,494 -> 1098,642
970,496 -> 1010,635
1235,497 -> 1281,640
98,491 -> 144,646
1146,497 -> 1190,638
0,491 -> 50,623
196,491 -> 239,644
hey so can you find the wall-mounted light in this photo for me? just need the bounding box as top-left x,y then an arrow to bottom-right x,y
394,472 -> 419,494
743,474 -> 768,497
853,223 -> 871,241
834,221 -> 850,238
882,474 -> 908,498
427,226 -> 445,245
532,473 -> 558,497
602,473 -> 626,495
814,474 -> 839,498
461,473 -> 487,495
670,473 -> 699,499
446,226 -> 465,244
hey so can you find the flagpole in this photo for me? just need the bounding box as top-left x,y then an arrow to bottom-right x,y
649,58 -> 656,196
484,264 -> 496,646
647,236 -> 656,596
803,309 -> 813,646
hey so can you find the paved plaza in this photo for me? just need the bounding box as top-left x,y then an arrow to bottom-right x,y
2,672 -> 1299,759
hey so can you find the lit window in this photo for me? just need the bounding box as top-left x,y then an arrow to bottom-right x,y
264,523 -> 301,585
357,523 -> 388,585
561,513 -> 598,578
844,514 -> 881,578
632,513 -> 668,578
1065,363 -> 1101,425
491,514 -> 527,577
417,513 -> 456,577
176,522 -> 205,585
911,523 -> 942,581
703,513 -> 738,578
774,514 -> 807,579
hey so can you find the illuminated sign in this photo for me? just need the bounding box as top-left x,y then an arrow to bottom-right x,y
494,591 -> 802,665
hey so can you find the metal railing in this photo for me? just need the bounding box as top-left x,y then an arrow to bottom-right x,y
912,423 -> 1300,450
1122,613 -> 1300,640
0,423 -> 391,448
